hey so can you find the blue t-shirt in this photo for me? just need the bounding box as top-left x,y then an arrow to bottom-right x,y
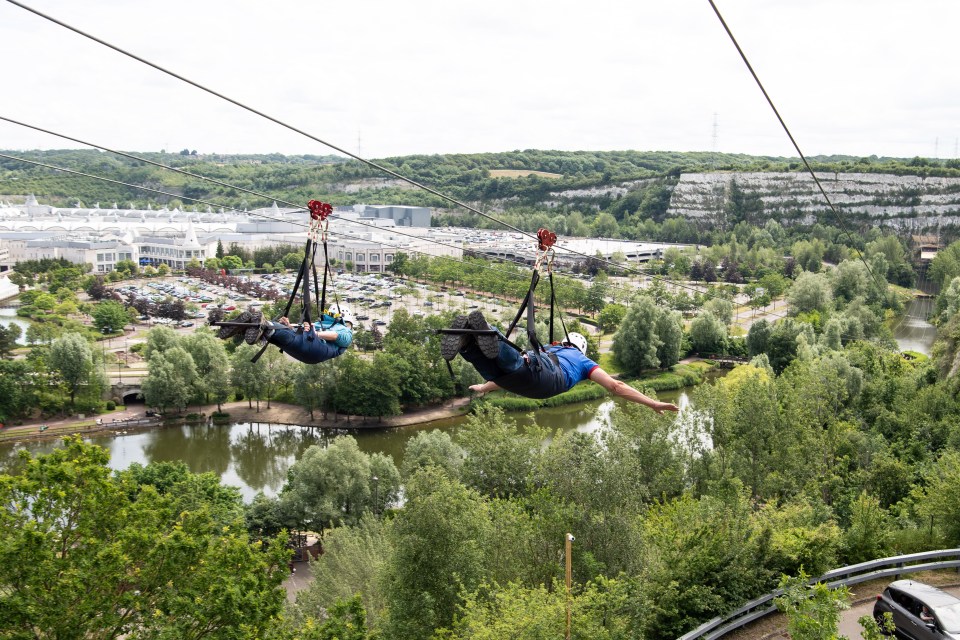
547,345 -> 600,391
314,315 -> 353,349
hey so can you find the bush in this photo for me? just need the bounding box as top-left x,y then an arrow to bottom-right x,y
105,400 -> 116,411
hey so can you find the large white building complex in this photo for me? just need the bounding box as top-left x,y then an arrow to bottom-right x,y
0,197 -> 456,273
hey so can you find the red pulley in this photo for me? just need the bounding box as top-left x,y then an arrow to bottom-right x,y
537,228 -> 557,251
307,200 -> 333,221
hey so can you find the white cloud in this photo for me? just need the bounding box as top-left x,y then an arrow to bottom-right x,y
1,0 -> 957,159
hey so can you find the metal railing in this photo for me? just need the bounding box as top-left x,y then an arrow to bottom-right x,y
678,548 -> 960,640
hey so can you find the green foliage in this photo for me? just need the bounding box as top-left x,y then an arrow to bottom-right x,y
774,570 -> 850,640
400,429 -> 463,481
282,436 -> 400,532
382,470 -> 493,640
612,296 -> 681,374
287,518 -> 391,634
0,438 -> 289,639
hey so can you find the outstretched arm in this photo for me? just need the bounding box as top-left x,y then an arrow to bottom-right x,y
469,380 -> 502,394
588,367 -> 679,413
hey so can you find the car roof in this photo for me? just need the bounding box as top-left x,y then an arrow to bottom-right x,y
888,580 -> 960,607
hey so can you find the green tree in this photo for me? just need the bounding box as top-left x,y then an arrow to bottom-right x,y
287,518 -> 392,633
612,296 -> 664,374
142,325 -> 181,361
293,360 -> 337,419
283,436 -> 400,533
221,255 -> 243,271
383,470 -> 493,640
115,258 -> 139,276
387,251 -> 409,276
91,299 -> 131,334
141,346 -> 198,413
789,271 -> 833,315
181,331 -> 232,410
401,429 -> 463,481
0,323 -> 22,357
597,302 -> 626,334
915,450 -> 960,545
0,438 -> 289,639
774,571 -> 850,640
457,404 -> 544,499
49,332 -> 99,407
584,272 -> 609,316
843,492 -> 891,564
638,489 -> 766,638
230,343 -> 267,410
689,311 -> 728,354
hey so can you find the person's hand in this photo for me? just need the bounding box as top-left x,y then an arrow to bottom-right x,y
302,322 -> 312,331
279,317 -> 291,328
469,384 -> 487,394
654,401 -> 680,414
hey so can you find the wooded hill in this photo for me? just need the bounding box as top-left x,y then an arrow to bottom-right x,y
2,148 -> 959,242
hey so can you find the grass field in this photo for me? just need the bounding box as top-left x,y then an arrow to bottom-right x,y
488,169 -> 563,179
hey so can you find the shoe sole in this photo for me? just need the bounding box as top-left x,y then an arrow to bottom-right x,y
218,310 -> 252,340
467,310 -> 499,359
440,315 -> 468,361
244,312 -> 264,345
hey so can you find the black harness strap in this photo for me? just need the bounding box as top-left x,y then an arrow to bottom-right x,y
548,271 -> 571,345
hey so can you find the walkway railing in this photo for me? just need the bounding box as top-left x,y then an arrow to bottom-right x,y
678,548 -> 960,640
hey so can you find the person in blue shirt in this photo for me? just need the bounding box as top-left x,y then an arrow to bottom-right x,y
443,311 -> 679,413
218,306 -> 353,365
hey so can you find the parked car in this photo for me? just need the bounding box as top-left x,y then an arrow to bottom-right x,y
874,580 -> 960,640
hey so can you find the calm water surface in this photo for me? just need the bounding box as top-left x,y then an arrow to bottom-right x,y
0,389 -> 692,502
0,308 -> 30,344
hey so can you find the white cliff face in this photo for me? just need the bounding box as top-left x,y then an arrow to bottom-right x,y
666,172 -> 960,229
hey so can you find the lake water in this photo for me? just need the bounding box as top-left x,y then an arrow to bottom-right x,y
0,308 -> 29,344
0,389 -> 692,502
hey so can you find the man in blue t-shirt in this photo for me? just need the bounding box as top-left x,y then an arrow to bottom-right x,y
443,311 -> 679,413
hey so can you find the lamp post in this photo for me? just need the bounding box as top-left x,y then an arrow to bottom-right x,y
372,476 -> 379,516
565,533 -> 574,640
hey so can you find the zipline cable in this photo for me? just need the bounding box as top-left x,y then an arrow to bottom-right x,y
5,0 -> 728,286
706,0 -> 888,296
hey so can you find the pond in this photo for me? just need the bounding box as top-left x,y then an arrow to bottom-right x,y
0,387 -> 694,502
0,307 -> 30,344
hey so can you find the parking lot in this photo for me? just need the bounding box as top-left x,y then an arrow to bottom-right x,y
112,272 -> 515,334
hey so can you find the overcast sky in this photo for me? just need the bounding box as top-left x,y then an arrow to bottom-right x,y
1,0 -> 957,161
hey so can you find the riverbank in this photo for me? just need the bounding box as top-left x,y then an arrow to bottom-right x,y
0,397 -> 475,445
0,359 -> 723,446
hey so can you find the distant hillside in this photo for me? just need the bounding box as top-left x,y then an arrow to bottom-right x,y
2,148 -> 959,238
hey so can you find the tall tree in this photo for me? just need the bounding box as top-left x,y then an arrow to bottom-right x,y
181,331 -> 232,410
0,438 -> 289,639
141,346 -> 197,413
382,470 -> 492,640
49,333 -> 99,407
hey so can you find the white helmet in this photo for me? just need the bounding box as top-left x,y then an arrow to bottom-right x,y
565,332 -> 588,354
326,304 -> 355,326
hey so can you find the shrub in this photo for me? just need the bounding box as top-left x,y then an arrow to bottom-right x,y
105,400 -> 116,411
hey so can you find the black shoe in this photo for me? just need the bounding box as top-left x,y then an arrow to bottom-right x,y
441,315 -> 469,361
467,310 -> 499,359
244,312 -> 265,345
217,310 -> 252,340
